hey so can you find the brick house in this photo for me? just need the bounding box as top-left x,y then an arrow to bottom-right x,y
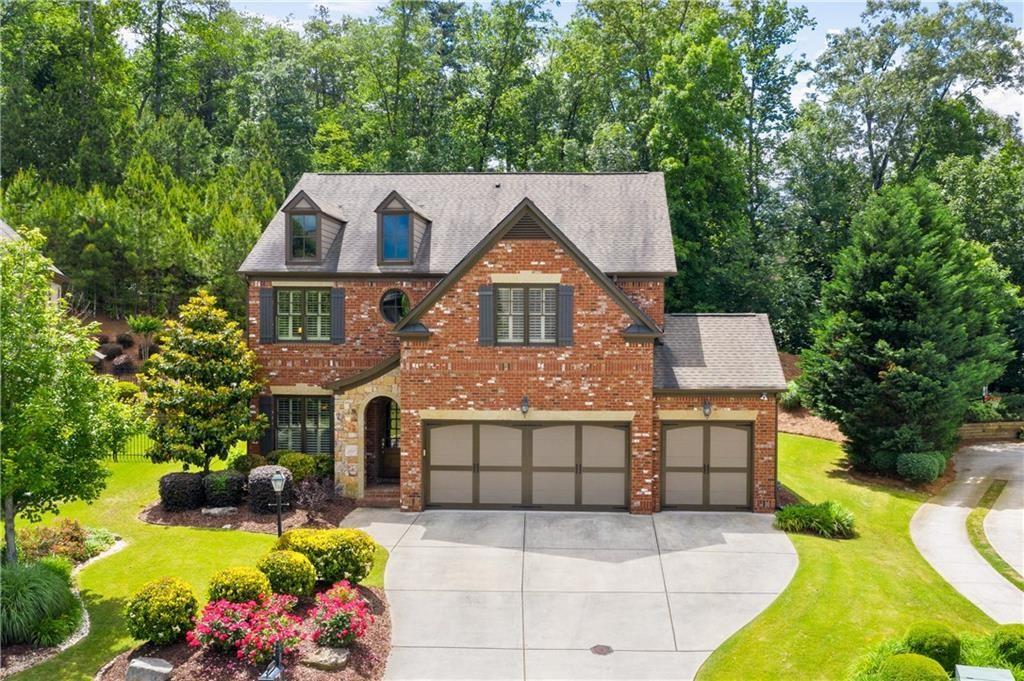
239,173 -> 787,514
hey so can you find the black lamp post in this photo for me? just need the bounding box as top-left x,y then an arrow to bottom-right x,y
271,471 -> 285,537
257,641 -> 283,680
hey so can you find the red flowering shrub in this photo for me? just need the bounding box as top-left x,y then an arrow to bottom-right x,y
187,594 -> 302,664
309,581 -> 374,648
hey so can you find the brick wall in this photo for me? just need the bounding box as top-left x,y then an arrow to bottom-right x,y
398,238 -> 658,512
652,393 -> 778,513
617,278 -> 665,328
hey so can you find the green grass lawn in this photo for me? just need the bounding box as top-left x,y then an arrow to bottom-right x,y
698,434 -> 994,681
11,460 -> 388,681
966,479 -> 1024,591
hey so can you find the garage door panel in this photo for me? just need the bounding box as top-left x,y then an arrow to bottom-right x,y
581,472 -> 626,506
480,425 -> 523,467
665,472 -> 703,506
429,470 -> 473,504
709,426 -> 749,468
581,426 -> 625,467
665,426 -> 703,468
533,426 -> 575,467
479,471 -> 522,505
532,472 -> 575,505
709,471 -> 748,506
430,425 -> 473,466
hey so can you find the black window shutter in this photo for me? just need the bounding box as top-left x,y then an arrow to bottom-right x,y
331,288 -> 345,344
557,285 -> 574,346
259,287 -> 275,343
258,395 -> 274,454
479,285 -> 495,346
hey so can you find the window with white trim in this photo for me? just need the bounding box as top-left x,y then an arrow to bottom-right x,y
495,285 -> 556,345
276,288 -> 330,342
275,396 -> 332,454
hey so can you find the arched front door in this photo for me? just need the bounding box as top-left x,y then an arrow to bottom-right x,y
365,396 -> 400,483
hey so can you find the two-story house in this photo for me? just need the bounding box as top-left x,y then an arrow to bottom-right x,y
239,173 -> 786,514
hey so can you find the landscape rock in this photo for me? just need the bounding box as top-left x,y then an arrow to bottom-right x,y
200,506 -> 237,516
301,647 -> 349,672
125,657 -> 173,681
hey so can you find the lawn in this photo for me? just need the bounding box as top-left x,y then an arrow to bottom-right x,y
698,434 -> 994,681
10,460 -> 387,681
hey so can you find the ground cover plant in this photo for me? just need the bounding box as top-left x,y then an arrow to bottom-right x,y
965,479 -> 1024,590
15,519 -> 117,564
698,434 -> 993,680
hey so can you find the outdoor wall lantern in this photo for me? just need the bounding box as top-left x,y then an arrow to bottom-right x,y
702,400 -> 712,418
270,471 -> 286,537
760,392 -> 769,401
520,395 -> 530,415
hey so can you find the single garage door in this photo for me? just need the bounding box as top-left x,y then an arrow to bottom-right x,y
661,423 -> 752,510
424,423 -> 629,509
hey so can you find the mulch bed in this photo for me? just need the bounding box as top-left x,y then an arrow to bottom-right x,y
778,407 -> 846,442
842,455 -> 958,497
139,497 -> 357,534
97,586 -> 390,681
1,644 -> 56,679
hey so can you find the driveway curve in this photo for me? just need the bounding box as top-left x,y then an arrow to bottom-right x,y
343,509 -> 797,681
910,442 -> 1024,624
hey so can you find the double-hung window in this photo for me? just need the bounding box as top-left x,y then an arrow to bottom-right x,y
276,289 -> 331,341
275,396 -> 332,455
496,285 -> 557,345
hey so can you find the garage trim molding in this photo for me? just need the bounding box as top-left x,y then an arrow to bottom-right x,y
418,409 -> 635,422
657,408 -> 759,421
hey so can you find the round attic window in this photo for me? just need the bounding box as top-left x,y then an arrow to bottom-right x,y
380,289 -> 411,324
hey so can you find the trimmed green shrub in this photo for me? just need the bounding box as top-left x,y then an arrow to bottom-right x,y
208,566 -> 272,603
278,452 -> 317,481
124,577 -> 198,645
998,394 -> 1024,420
877,653 -> 948,681
965,400 -> 1005,423
33,598 -> 83,647
158,471 -> 205,511
774,500 -> 855,538
311,454 -> 333,480
257,550 -> 317,597
37,555 -> 74,585
275,528 -> 376,584
112,381 -> 141,402
0,562 -> 77,645
228,452 -> 267,476
896,452 -> 946,484
905,622 -> 960,671
778,381 -> 803,411
248,465 -> 294,514
993,624 -> 1024,666
870,450 -> 899,473
203,470 -> 245,507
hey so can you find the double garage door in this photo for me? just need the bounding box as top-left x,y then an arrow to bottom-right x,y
424,423 -> 629,509
661,423 -> 752,510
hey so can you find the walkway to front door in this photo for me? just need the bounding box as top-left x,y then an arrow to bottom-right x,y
342,509 -> 798,681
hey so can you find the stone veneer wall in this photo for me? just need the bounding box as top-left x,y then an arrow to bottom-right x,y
333,366 -> 400,498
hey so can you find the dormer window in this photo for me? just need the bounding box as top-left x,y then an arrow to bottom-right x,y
289,213 -> 319,260
381,213 -> 411,262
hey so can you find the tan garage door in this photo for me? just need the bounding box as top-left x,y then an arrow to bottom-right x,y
661,423 -> 751,510
425,423 -> 629,509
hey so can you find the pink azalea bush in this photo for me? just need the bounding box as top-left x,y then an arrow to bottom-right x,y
309,581 -> 374,647
187,594 -> 302,664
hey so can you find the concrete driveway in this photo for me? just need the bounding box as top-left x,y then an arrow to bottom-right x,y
342,509 -> 797,681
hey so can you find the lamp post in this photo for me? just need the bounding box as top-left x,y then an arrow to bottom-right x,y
271,471 -> 285,537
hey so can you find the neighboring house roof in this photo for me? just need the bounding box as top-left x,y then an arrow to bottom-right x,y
0,218 -> 69,282
654,314 -> 788,391
239,173 -> 676,276
394,198 -> 663,337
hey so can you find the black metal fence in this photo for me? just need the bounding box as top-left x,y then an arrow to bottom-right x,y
110,433 -> 153,462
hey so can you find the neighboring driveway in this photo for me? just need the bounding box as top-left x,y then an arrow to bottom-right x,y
342,509 -> 797,681
910,442 -> 1024,624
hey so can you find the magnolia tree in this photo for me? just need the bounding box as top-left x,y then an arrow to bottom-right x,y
139,289 -> 265,473
1,232 -> 138,563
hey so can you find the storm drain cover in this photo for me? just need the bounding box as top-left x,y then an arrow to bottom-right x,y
590,645 -> 614,656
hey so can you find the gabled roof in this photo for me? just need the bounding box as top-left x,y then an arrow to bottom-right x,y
654,314 -> 787,392
284,189 -> 345,223
393,199 -> 662,337
1,219 -> 68,282
374,190 -> 430,221
238,173 -> 676,276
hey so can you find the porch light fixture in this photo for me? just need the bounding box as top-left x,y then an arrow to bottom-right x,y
520,395 -> 530,415
760,392 -> 769,401
702,400 -> 712,418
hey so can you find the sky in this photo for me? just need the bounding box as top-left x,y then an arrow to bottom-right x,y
230,0 -> 1023,119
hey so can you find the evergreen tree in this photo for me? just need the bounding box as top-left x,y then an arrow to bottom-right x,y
800,181 -> 1017,477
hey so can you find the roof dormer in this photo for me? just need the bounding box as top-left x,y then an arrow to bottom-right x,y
375,190 -> 429,266
283,190 -> 345,265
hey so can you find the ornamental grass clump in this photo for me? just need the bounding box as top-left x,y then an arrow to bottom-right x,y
0,562 -> 77,645
309,581 -> 374,647
124,577 -> 198,645
774,500 -> 855,538
187,594 -> 302,664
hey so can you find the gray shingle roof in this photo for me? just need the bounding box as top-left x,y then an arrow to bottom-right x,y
1,219 -> 67,279
655,314 -> 787,391
239,173 -> 676,275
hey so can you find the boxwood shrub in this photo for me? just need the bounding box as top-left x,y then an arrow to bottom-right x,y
275,528 -> 376,583
248,465 -> 294,514
774,500 -> 855,538
228,452 -> 266,476
203,470 -> 245,507
312,454 -> 333,480
0,562 -> 78,645
257,550 -> 317,597
278,452 -> 317,481
207,566 -> 272,603
159,472 -> 205,511
896,452 -> 947,484
993,624 -> 1024,666
877,653 -> 948,681
905,622 -> 960,671
124,577 -> 198,645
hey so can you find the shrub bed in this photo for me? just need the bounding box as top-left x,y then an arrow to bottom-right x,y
207,567 -> 272,604
275,528 -> 376,583
257,550 -> 317,597
774,500 -> 855,538
248,465 -> 294,515
0,561 -> 78,646
98,342 -> 123,359
16,518 -> 116,564
159,472 -> 205,511
187,594 -> 302,664
124,577 -> 199,646
203,470 -> 245,507
278,452 -> 317,481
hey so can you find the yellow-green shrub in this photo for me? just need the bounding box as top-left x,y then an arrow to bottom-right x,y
257,550 -> 316,597
275,529 -> 375,584
124,577 -> 198,645
207,567 -> 272,603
